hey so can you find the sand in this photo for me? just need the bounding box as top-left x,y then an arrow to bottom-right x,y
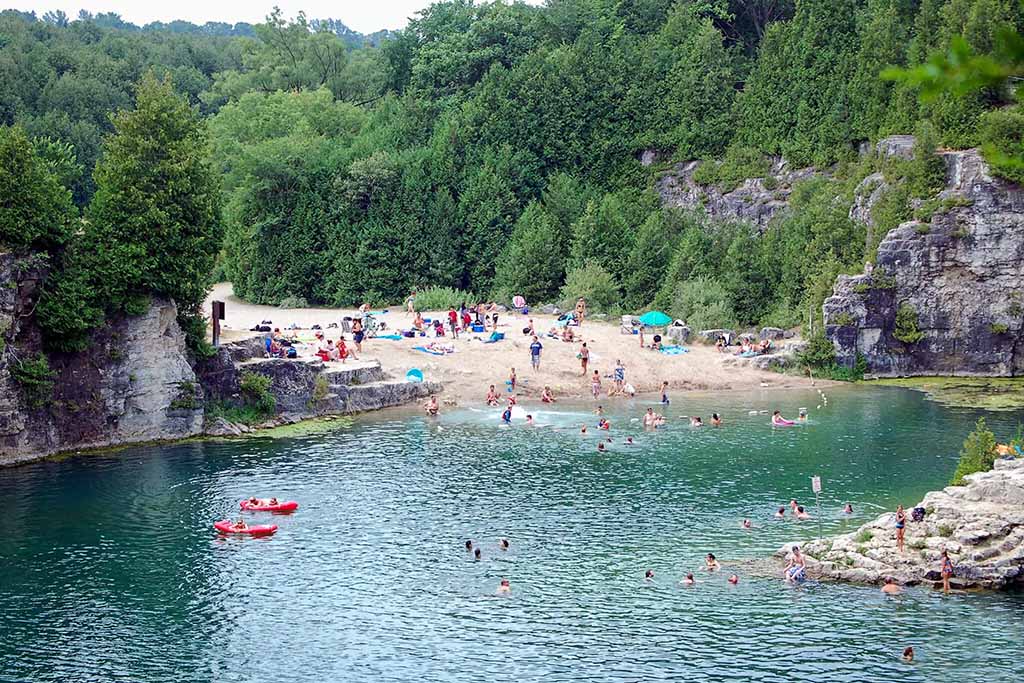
206,283 -> 819,403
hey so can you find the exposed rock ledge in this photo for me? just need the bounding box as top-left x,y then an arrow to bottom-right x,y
776,457 -> 1024,590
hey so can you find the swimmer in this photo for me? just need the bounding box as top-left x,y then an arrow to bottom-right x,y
474,548 -> 482,561
690,416 -> 703,427
626,437 -> 634,445
728,574 -> 739,585
598,418 -> 610,430
844,503 -> 853,514
247,496 -> 260,507
232,519 -> 248,530
606,437 -> 613,443
465,539 -> 473,551
902,646 -> 914,663
796,505 -> 811,520
525,414 -> 534,426
642,407 -> 656,427
597,442 -> 606,452
580,424 -> 588,434
424,395 -> 439,416
595,405 -> 604,416
775,506 -> 786,519
497,579 -> 511,594
742,519 -> 752,529
789,499 -> 799,514
772,410 -> 794,426
645,569 -> 654,580
507,394 -> 517,407
682,573 -> 695,585
711,413 -> 722,427
268,497 -> 279,506
499,538 -> 509,550
705,553 -> 721,571
881,577 -> 903,594
501,406 -> 512,425
798,408 -> 808,421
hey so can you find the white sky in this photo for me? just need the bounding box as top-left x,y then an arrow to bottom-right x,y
2,1 -> 475,33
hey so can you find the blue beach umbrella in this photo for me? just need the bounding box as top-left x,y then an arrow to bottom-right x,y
638,310 -> 672,327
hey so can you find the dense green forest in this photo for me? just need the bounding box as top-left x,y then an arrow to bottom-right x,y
1,1 -> 1022,352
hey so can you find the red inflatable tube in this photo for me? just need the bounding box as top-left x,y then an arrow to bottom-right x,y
239,500 -> 299,512
214,520 -> 278,536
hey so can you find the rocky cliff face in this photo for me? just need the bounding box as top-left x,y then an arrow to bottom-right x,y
654,157 -> 820,229
777,457 -> 1024,590
825,149 -> 1024,376
0,253 -> 204,466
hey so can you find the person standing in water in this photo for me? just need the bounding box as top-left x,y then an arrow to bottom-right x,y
501,405 -> 512,425
940,549 -> 954,593
660,381 -> 670,405
579,342 -> 590,376
895,504 -> 907,552
424,396 -> 439,416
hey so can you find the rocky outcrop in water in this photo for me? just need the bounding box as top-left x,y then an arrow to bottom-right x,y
0,252 -> 204,466
654,157 -> 820,230
825,148 -> 1024,376
777,457 -> 1024,590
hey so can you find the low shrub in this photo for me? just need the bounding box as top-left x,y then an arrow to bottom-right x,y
279,295 -> 309,309
979,106 -> 1024,185
692,146 -> 771,191
832,312 -> 856,327
854,529 -> 874,544
938,525 -> 954,538
412,287 -> 476,312
893,303 -> 925,344
11,353 -> 56,409
240,371 -> 276,416
990,323 -> 1009,335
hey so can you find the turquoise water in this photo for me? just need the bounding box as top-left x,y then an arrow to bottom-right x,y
1,386 -> 1023,682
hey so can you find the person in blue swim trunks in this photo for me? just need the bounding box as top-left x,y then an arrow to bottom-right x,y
660,381 -> 670,405
785,545 -> 807,583
501,406 -> 512,424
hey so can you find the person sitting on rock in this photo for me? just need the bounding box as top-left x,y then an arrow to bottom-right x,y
784,546 -> 806,583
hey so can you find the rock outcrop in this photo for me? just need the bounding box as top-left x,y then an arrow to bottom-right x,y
826,148 -> 1024,376
0,251 -> 204,466
776,457 -> 1024,590
655,157 -> 820,230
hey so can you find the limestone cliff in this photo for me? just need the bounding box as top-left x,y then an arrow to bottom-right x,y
0,252 -> 204,466
777,457 -> 1024,590
825,149 -> 1024,376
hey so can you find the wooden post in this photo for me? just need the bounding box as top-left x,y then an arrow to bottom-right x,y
212,300 -> 225,347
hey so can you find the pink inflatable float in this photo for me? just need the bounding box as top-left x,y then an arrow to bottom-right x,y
214,520 -> 278,536
239,499 -> 299,513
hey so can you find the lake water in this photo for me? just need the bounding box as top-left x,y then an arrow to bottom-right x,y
1,385 -> 1022,682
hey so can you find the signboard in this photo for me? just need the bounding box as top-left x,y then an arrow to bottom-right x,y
811,475 -> 822,494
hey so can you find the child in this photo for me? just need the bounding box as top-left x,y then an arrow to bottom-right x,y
660,381 -> 670,405
486,385 -> 500,406
448,306 -> 459,339
509,367 -> 517,391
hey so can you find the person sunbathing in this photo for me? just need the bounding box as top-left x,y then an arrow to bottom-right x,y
232,519 -> 248,530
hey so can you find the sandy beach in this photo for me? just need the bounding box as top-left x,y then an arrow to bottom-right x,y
207,283 -> 818,404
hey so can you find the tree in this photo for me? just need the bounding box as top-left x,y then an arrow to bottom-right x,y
0,125 -> 76,252
951,417 -> 998,485
559,260 -> 620,313
61,73 -> 222,345
492,203 -> 565,303
622,211 -> 682,309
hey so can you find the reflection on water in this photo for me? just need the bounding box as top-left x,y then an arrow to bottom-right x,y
1,386 -> 1023,682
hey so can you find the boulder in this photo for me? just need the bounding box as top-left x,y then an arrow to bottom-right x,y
759,327 -> 786,340
666,325 -> 691,343
699,328 -> 734,342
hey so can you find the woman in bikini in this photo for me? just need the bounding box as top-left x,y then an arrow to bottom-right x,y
940,549 -> 954,593
895,504 -> 907,553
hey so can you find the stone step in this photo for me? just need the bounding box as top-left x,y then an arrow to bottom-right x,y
320,362 -> 385,386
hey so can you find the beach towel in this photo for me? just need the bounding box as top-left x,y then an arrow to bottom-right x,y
413,346 -> 448,356
482,331 -> 505,344
377,334 -> 403,340
659,345 -> 689,356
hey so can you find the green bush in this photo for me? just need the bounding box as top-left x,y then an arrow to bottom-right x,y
692,146 -> 770,191
914,195 -> 973,222
239,371 -> 276,416
950,417 -> 997,486
979,107 -> 1024,184
854,529 -> 874,543
990,323 -> 1009,335
833,312 -> 855,327
797,333 -> 837,369
412,287 -> 477,311
558,261 -> 620,314
279,296 -> 309,309
10,353 -> 56,409
0,125 -> 76,252
893,302 -> 925,344
666,276 -> 738,330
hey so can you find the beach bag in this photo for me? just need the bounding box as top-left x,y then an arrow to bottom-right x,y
403,330 -> 415,338
286,347 -> 298,358
911,507 -> 926,522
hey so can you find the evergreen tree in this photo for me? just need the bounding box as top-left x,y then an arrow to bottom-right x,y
492,203 -> 565,303
0,125 -> 76,252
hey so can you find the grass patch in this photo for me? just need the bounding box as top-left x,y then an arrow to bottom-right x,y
870,376 -> 1024,411
938,525 -> 954,538
908,539 -> 926,550
854,529 -> 874,544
